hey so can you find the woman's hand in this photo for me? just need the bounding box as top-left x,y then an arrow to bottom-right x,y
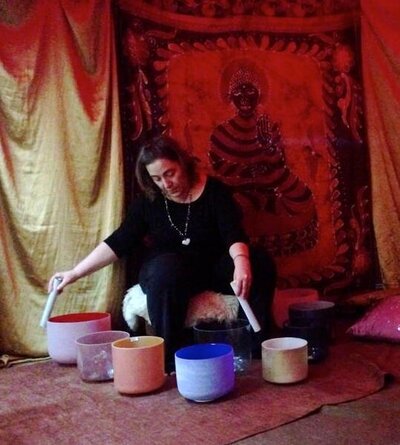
48,270 -> 79,293
232,255 -> 252,299
46,242 -> 119,294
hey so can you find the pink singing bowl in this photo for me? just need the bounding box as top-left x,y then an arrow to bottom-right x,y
47,312 -> 111,364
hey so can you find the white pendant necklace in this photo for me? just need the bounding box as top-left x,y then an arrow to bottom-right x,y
164,193 -> 192,246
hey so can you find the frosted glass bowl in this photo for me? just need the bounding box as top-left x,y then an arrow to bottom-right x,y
76,330 -> 130,381
175,343 -> 235,402
47,312 -> 111,364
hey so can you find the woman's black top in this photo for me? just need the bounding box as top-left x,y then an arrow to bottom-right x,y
104,177 -> 247,261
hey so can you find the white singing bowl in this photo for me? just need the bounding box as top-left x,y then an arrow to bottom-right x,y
47,312 -> 111,364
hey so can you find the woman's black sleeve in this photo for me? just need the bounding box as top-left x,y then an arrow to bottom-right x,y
213,180 -> 248,247
103,197 -> 147,258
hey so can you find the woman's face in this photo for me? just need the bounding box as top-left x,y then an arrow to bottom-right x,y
146,158 -> 190,201
230,82 -> 260,117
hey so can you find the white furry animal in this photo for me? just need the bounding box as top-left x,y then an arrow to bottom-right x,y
122,284 -> 239,331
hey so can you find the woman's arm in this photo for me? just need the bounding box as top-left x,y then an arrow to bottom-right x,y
229,241 -> 252,299
48,242 -> 119,292
212,179 -> 252,299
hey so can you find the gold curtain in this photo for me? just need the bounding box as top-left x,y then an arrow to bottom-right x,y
361,1 -> 400,288
0,0 -> 125,356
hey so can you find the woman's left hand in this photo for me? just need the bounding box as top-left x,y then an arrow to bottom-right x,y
232,256 -> 252,299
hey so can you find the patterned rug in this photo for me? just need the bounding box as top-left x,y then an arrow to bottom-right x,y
0,342 -> 387,445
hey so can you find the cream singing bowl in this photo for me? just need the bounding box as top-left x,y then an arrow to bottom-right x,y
261,337 -> 308,384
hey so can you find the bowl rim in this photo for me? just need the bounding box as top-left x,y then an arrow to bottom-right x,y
75,330 -> 130,346
175,342 -> 233,360
111,336 -> 164,350
288,301 -> 335,312
48,312 -> 111,323
193,318 -> 250,333
261,337 -> 308,351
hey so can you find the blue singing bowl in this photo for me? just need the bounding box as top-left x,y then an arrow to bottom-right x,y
175,343 -> 235,403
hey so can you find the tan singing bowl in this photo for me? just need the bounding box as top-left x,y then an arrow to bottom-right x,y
261,337 -> 308,384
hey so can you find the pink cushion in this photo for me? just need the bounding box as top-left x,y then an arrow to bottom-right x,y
347,295 -> 400,341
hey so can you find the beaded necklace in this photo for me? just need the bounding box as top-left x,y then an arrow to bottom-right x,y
163,193 -> 192,246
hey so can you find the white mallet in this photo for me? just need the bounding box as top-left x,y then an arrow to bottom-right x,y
40,277 -> 62,328
230,281 -> 261,332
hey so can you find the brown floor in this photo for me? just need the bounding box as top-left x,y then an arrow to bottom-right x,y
236,313 -> 400,445
235,380 -> 400,445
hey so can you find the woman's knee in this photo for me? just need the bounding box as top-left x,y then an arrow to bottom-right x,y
139,253 -> 191,292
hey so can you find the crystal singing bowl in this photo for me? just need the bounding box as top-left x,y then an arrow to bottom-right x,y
47,312 -> 111,364
76,330 -> 130,381
175,343 -> 235,402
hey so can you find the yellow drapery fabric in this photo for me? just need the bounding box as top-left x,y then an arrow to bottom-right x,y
0,0 -> 125,356
361,1 -> 400,288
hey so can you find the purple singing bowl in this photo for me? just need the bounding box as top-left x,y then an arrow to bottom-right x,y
175,343 -> 235,402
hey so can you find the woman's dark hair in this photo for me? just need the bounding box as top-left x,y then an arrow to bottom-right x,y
135,135 -> 199,200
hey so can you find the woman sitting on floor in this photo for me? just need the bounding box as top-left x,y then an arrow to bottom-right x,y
48,135 -> 277,371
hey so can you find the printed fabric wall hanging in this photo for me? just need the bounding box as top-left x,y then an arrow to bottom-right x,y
115,0 -> 378,298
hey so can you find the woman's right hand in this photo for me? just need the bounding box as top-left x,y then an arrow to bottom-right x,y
48,270 -> 79,293
47,242 -> 119,294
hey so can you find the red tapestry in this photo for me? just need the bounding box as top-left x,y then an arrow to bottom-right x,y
115,0 -> 377,297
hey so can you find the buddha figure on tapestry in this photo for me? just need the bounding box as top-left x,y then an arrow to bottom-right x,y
209,61 -> 318,256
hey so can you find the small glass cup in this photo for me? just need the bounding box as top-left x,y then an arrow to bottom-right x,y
193,319 -> 251,374
76,330 -> 129,381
